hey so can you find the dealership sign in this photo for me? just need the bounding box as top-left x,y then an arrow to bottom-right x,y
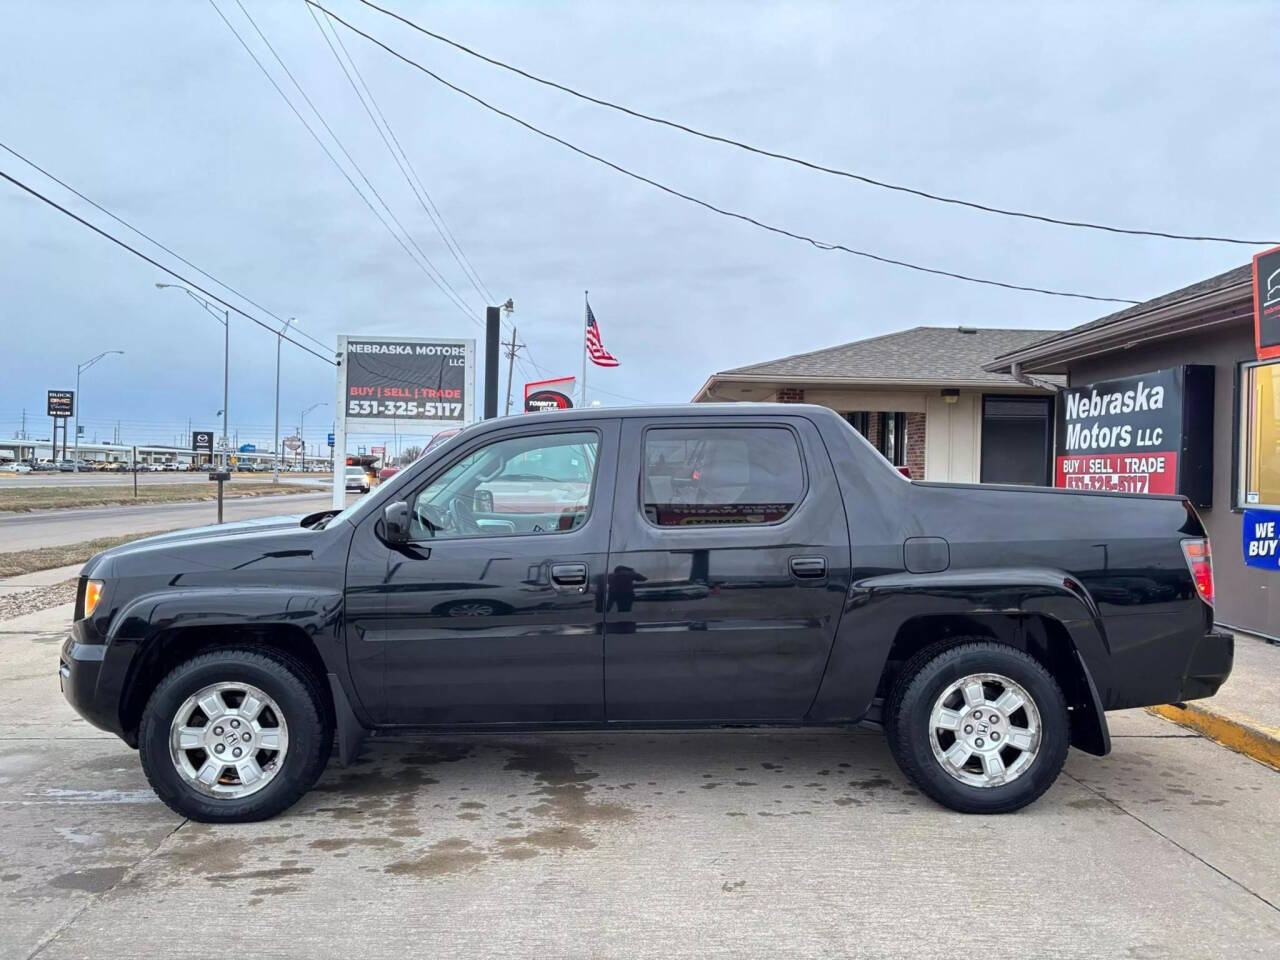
191,430 -> 214,453
1054,365 -> 1214,506
1243,509 -> 1280,570
338,336 -> 475,433
524,376 -> 575,413
47,390 -> 74,418
1255,244 -> 1280,361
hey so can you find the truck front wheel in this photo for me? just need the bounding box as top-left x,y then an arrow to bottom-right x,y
138,647 -> 332,822
885,641 -> 1069,814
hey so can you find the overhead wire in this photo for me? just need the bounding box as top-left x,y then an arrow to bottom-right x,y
309,2 -> 498,306
0,141 -> 336,356
311,4 -> 1141,306
354,0 -> 1277,248
211,0 -> 482,326
0,168 -> 337,365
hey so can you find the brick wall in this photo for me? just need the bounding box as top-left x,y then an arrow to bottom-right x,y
775,387 -> 805,403
905,412 -> 926,479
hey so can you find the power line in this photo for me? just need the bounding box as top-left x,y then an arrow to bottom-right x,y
0,166 -> 337,365
313,5 -> 1139,305
354,0 -> 1277,248
210,0 -> 481,326
309,3 -> 497,306
0,141 -> 336,356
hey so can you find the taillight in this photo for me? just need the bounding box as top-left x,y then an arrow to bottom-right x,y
1181,539 -> 1213,606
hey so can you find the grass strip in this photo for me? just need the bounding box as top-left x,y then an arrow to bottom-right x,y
0,481 -> 309,514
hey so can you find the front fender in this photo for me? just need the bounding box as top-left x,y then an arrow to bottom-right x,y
808,567 -> 1111,735
97,586 -> 352,740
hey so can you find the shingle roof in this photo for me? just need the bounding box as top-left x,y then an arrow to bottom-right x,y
988,264 -> 1252,367
718,326 -> 1063,385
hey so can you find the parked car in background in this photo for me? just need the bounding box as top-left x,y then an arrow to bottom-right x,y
377,464 -> 399,483
236,463 -> 257,473
344,465 -> 371,494
1,461 -> 32,473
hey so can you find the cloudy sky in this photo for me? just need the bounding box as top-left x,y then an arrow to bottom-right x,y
2,0 -> 1277,454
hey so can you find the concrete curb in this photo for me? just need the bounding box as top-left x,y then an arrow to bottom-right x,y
1148,703 -> 1280,772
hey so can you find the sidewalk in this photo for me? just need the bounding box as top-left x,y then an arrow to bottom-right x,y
1150,631 -> 1280,770
0,563 -> 82,593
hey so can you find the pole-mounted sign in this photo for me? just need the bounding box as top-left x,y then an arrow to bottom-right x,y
331,335 -> 476,508
47,390 -> 74,418
192,430 -> 214,453
524,376 -> 576,413
1254,244 -> 1280,361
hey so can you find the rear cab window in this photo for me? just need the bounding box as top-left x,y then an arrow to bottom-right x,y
641,426 -> 806,526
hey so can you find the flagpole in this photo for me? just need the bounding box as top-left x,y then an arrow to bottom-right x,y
581,290 -> 589,408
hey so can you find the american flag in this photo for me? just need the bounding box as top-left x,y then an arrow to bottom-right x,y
585,301 -> 619,367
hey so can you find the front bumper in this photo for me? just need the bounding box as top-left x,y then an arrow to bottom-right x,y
59,631 -> 119,735
1179,629 -> 1234,702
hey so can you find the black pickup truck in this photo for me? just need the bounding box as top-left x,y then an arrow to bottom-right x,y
60,404 -> 1230,821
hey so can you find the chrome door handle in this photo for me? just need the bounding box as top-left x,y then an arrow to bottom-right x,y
551,562 -> 588,591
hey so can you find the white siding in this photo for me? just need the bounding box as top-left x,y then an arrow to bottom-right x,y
924,391 -> 982,483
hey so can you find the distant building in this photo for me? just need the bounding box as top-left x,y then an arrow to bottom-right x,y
693,326 -> 1061,484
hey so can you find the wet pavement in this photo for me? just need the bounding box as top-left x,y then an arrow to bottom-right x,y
3,603 -> 1279,959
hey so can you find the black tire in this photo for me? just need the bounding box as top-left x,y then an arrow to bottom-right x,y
885,641 -> 1069,814
138,647 -> 332,822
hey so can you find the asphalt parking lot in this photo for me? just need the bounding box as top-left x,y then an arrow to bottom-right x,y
4,602 -> 1279,959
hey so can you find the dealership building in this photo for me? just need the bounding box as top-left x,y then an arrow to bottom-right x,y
989,260 -> 1279,640
693,326 -> 1062,485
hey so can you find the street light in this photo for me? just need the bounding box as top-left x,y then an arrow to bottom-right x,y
156,283 -> 229,468
300,401 -> 326,470
74,350 -> 124,470
274,317 -> 298,483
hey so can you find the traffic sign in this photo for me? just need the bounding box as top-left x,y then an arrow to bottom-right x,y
327,432 -> 335,448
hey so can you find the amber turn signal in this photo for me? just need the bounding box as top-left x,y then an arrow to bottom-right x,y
83,579 -> 105,618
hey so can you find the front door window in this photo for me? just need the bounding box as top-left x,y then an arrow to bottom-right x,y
410,430 -> 599,539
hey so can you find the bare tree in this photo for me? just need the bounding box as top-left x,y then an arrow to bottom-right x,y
399,445 -> 422,465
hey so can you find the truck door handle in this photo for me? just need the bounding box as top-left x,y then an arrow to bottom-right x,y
789,556 -> 827,580
551,562 -> 588,590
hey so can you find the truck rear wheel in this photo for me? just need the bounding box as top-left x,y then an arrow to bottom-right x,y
138,647 -> 332,822
885,641 -> 1069,814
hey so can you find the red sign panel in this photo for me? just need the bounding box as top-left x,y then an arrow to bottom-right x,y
1255,244 -> 1280,361
1055,451 -> 1179,495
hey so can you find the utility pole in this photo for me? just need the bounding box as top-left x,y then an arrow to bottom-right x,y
502,324 -> 525,416
274,317 -> 297,483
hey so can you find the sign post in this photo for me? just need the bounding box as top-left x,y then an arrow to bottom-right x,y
192,430 -> 225,523
47,391 -> 74,464
331,336 -> 475,509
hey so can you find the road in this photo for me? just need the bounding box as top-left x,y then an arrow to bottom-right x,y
0,472 -> 327,489
0,491 -> 336,551
2,601 -> 1278,959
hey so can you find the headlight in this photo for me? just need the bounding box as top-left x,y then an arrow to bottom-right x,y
83,579 -> 105,618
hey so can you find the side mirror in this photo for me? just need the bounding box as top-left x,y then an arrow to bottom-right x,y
383,501 -> 411,544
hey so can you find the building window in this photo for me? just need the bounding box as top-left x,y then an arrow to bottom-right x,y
843,412 -> 869,436
980,395 -> 1052,486
1241,359 -> 1280,509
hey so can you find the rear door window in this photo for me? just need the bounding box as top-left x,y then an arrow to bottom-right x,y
642,426 -> 805,526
